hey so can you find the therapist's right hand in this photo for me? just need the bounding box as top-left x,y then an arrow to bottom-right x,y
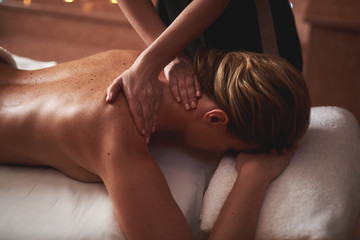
106,64 -> 162,144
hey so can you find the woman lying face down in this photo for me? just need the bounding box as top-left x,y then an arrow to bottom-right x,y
0,48 -> 310,239
184,48 -> 310,153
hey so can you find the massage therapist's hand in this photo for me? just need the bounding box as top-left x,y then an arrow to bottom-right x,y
164,53 -> 201,110
236,146 -> 298,184
106,61 -> 162,144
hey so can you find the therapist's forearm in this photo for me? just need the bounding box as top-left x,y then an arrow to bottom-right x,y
137,0 -> 230,75
117,0 -> 166,46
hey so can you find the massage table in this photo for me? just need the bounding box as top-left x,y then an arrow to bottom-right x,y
1,47 -> 360,239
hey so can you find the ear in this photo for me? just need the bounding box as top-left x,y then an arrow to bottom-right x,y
202,109 -> 229,125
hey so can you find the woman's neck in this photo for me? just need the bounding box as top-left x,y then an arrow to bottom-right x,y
155,75 -> 192,132
154,73 -> 217,134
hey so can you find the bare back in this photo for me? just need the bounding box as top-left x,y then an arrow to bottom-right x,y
0,50 -> 146,182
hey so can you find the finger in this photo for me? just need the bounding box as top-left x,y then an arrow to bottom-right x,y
128,99 -> 146,137
152,95 -> 160,122
106,76 -> 123,103
152,115 -> 158,133
141,98 -> 153,141
186,74 -> 197,109
151,98 -> 160,133
178,77 -> 190,110
194,74 -> 202,98
148,88 -> 159,128
169,76 -> 182,103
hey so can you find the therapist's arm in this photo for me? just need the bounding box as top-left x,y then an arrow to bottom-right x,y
107,0 -> 230,140
116,0 -> 166,46
138,0 -> 230,72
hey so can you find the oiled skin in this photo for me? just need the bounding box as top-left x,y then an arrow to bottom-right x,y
0,50 -> 193,239
0,50 -> 144,181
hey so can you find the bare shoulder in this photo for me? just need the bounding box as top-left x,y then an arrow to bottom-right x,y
93,94 -> 153,177
80,49 -> 140,69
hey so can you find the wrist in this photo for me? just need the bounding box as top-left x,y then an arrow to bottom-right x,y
133,50 -> 162,78
237,162 -> 271,186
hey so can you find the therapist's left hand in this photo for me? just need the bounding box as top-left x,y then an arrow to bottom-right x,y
164,53 -> 202,110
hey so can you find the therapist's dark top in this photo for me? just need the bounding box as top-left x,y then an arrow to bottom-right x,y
157,0 -> 303,71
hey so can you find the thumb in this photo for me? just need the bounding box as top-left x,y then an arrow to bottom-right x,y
106,76 -> 123,103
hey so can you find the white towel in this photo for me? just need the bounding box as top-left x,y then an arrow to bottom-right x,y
0,47 -> 56,70
201,106 -> 360,239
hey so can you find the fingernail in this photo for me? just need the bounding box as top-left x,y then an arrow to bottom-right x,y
185,104 -> 190,110
196,91 -> 201,97
176,97 -> 181,103
141,129 -> 146,135
190,101 -> 196,109
152,126 -> 156,133
105,94 -> 110,102
146,137 -> 150,144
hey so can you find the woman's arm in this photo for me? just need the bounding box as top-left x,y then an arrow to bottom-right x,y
103,153 -> 193,239
209,148 -> 296,239
100,129 -> 193,240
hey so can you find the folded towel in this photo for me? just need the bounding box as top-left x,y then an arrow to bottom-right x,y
201,106 -> 360,239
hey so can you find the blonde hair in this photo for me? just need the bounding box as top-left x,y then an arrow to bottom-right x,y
194,48 -> 311,150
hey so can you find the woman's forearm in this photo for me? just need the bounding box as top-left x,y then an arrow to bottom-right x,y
209,167 -> 270,240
